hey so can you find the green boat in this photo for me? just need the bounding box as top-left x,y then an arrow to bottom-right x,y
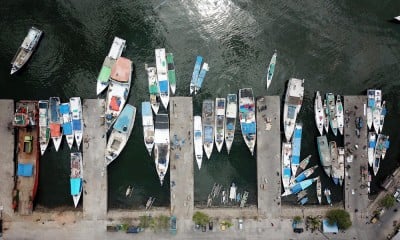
166,53 -> 176,95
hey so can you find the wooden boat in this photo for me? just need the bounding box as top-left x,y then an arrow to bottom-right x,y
314,91 -> 324,136
11,27 -> 43,74
336,95 -> 344,135
166,53 -> 176,95
293,165 -> 318,183
105,104 -> 136,166
329,141 -> 339,185
70,152 -> 83,207
38,100 -> 50,155
366,89 -> 375,130
70,97 -> 83,149
372,90 -> 382,133
239,88 -> 256,155
145,64 -> 160,114
283,78 -> 304,141
368,132 -> 376,167
326,93 -> 338,136
49,97 -> 62,151
225,94 -> 237,154
337,147 -> 345,186
154,114 -> 170,185
323,99 -> 329,133
142,102 -> 155,156
60,102 -> 74,149
155,48 -> 169,109
202,100 -> 215,159
266,50 -> 277,90
316,177 -> 322,204
194,116 -> 203,170
295,155 -> 311,177
291,124 -> 302,176
214,98 -> 226,152
317,135 -> 331,177
379,101 -> 387,133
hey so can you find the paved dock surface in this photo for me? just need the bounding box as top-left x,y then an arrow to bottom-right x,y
343,96 -> 369,221
82,99 -> 107,220
256,96 -> 281,218
0,100 -> 15,219
169,97 -> 194,223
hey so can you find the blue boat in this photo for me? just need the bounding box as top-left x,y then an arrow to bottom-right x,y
60,103 -> 74,149
155,48 -> 169,109
283,177 -> 318,196
70,152 -> 83,207
299,197 -> 308,205
291,124 -> 302,176
190,56 -> 203,95
293,165 -> 318,183
202,100 -> 215,159
194,63 -> 209,95
324,188 -> 332,206
239,88 -> 256,155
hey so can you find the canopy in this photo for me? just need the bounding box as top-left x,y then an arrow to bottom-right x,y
322,219 -> 338,233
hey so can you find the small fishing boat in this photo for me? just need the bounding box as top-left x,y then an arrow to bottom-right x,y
282,142 -> 292,194
193,116 -> 203,170
125,185 -> 133,197
145,64 -> 160,114
239,88 -> 256,155
367,89 -> 375,130
283,78 -> 304,141
10,27 -> 43,74
240,191 -> 249,208
154,114 -> 170,185
96,37 -> 126,95
225,94 -> 237,154
38,100 -> 50,155
105,104 -> 136,166
236,192 -> 241,203
190,56 -> 203,95
336,95 -> 344,135
295,155 -> 311,177
317,135 -> 331,177
291,124 -> 302,176
146,197 -> 156,210
329,141 -> 339,185
194,63 -> 209,95
379,101 -> 387,133
49,97 -> 63,151
367,132 -> 376,167
155,48 -> 169,109
282,177 -> 318,196
166,53 -> 176,95
293,165 -> 318,183
394,16 -> 400,21
373,155 -> 381,176
70,97 -> 83,149
324,188 -> 332,206
60,103 -> 74,149
323,99 -> 329,133
266,50 -> 277,90
375,134 -> 390,160
299,197 -> 308,205
314,91 -> 324,136
316,177 -> 322,204
229,183 -> 237,201
297,190 -> 307,201
337,147 -> 345,186
215,98 -> 226,152
202,100 -> 215,159
70,152 -> 83,207
142,102 -> 155,156
373,90 -> 382,133
104,57 -> 133,129
326,93 -> 338,136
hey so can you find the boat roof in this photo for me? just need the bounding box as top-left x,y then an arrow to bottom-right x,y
70,178 -> 82,195
108,37 -> 126,59
155,114 -> 169,130
110,57 -> 132,82
142,102 -> 152,117
159,80 -> 169,93
73,119 -> 82,130
98,66 -> 111,83
242,122 -> 256,134
114,105 -> 136,132
62,122 -> 73,135
59,103 -> 70,114
17,163 -> 33,177
22,27 -> 41,50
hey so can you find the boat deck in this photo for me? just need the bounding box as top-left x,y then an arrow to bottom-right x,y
256,96 -> 281,218
0,100 -> 15,219
169,97 -> 194,222
82,99 -> 107,219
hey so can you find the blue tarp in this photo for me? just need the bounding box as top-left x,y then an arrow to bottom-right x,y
62,123 -> 73,135
59,104 -> 70,114
322,219 -> 338,233
227,122 -> 234,131
295,173 -> 306,182
368,99 -> 375,107
114,105 -> 135,133
17,163 -> 33,177
283,168 -> 291,177
290,184 -> 302,194
369,141 -> 376,148
159,80 -> 169,93
141,102 -> 152,117
242,122 -> 256,134
288,105 -> 296,119
194,131 -> 201,138
73,119 -> 82,131
70,178 -> 82,195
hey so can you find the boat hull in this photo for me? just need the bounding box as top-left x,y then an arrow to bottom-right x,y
266,51 -> 277,90
239,88 -> 256,155
202,100 -> 215,159
194,116 -> 203,170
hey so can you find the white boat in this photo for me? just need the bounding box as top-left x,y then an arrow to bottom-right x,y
324,188 -> 332,206
379,101 -> 387,133
10,27 -> 43,74
283,78 -> 304,141
70,152 -> 83,207
145,64 -> 160,114
282,142 -> 292,194
295,155 -> 311,177
337,147 -> 345,186
190,56 -> 203,95
395,16 -> 400,21
239,88 -> 256,155
142,102 -> 155,156
154,113 -> 170,185
215,98 -> 226,152
225,94 -> 237,154
155,48 -> 169,109
326,93 -> 338,136
314,91 -> 324,136
376,134 -> 390,160
194,116 -> 203,170
316,177 -> 322,204
293,165 -> 318,183
368,132 -> 376,167
38,100 -> 50,155
317,135 -> 331,177
60,103 -> 74,149
266,50 -> 277,90
329,141 -> 339,185
373,155 -> 381,176
70,97 -> 83,149
367,89 -> 375,129
291,124 -> 302,176
373,90 -> 382,133
166,53 -> 177,95
96,37 -> 126,95
336,95 -> 344,135
125,185 -> 133,197
104,57 -> 132,129
202,100 -> 215,159
105,104 -> 136,166
323,99 -> 329,134
194,63 -> 209,95
229,183 -> 237,201
49,97 -> 63,152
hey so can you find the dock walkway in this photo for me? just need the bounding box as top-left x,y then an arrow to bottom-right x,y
256,96 -> 281,218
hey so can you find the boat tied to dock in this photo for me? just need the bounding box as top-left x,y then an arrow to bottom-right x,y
194,116 -> 203,170
283,78 -> 304,141
38,100 -> 50,155
239,88 -> 256,155
225,94 -> 237,154
142,102 -> 155,156
155,48 -> 170,109
166,53 -> 176,95
70,97 -> 83,149
202,100 -> 215,159
154,114 -> 170,185
214,98 -> 226,153
70,152 -> 83,207
49,97 -> 62,152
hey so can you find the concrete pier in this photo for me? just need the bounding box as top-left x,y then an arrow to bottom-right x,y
0,100 -> 15,219
256,96 -> 281,218
82,99 -> 107,220
169,97 -> 194,221
343,96 -> 369,220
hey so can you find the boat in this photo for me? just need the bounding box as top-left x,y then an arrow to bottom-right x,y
291,124 -> 302,176
13,101 -> 39,215
145,64 -> 160,114
236,192 -> 241,203
282,177 -> 318,196
314,91 -> 324,136
229,183 -> 237,201
215,98 -> 226,152
190,56 -> 203,95
336,95 -> 344,135
379,101 -> 387,133
375,134 -> 390,160
326,93 -> 338,136
316,177 -> 322,204
317,135 -> 331,177
155,48 -> 169,109
194,63 -> 209,95
10,27 -> 43,74
239,88 -> 256,155
337,147 -> 345,186
324,188 -> 332,206
221,190 -> 227,204
373,155 -> 381,176
225,94 -> 237,154
70,152 -> 83,207
266,50 -> 277,90
125,185 -> 133,197
202,100 -> 215,159
166,53 -> 176,95
154,114 -> 170,185
283,78 -> 304,141
367,89 -> 375,130
293,165 -> 318,183
142,102 -> 155,156
281,142 -> 292,194
367,132 -> 376,167
104,57 -> 133,129
295,155 -> 311,177
373,90 -> 382,133
323,99 -> 329,133
299,197 -> 308,205
60,103 -> 74,149
240,191 -> 249,208
146,197 -> 156,210
105,104 -> 136,166
38,100 -> 50,155
394,16 -> 400,21
329,141 -> 339,185
49,97 -> 62,152
96,36 -> 126,95
70,97 -> 83,149
193,116 -> 203,170
297,190 -> 307,201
